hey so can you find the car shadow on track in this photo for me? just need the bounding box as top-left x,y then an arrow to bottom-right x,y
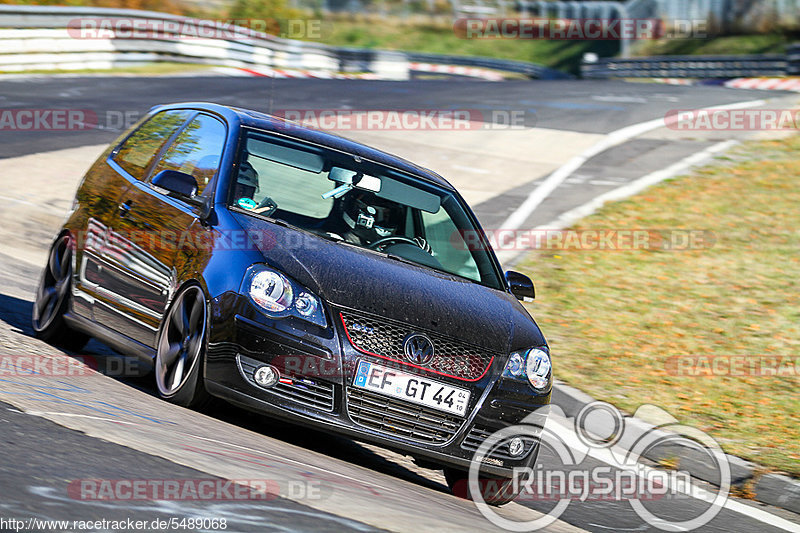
0,291 -> 451,497
0,292 -> 37,337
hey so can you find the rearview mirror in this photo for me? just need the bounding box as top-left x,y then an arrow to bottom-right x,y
152,169 -> 198,198
505,271 -> 535,301
323,167 -> 382,199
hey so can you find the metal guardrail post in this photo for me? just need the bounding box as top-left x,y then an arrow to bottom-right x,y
787,43 -> 800,76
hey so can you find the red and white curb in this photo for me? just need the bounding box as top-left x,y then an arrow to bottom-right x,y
725,77 -> 800,91
408,62 -> 505,81
650,77 -> 695,86
212,66 -> 380,80
215,64 -> 507,81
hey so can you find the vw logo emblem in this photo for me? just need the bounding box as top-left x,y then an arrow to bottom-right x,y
403,334 -> 435,366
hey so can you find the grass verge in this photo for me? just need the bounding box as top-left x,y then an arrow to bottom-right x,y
516,136 -> 800,476
315,16 -> 619,75
0,63 -> 219,76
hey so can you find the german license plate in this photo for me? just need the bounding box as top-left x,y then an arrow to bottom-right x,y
353,360 -> 470,416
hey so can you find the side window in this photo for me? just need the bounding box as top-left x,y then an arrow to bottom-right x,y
150,114 -> 226,197
113,110 -> 192,181
421,207 -> 480,282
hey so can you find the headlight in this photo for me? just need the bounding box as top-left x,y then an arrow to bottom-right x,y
502,347 -> 552,392
250,271 -> 293,312
504,351 -> 525,378
242,265 -> 327,328
525,348 -> 552,390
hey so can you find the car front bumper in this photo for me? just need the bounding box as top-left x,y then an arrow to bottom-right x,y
204,293 -> 551,478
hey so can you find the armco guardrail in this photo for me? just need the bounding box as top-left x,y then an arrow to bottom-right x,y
406,51 -> 569,80
788,44 -> 800,76
0,5 -> 566,80
582,53 -> 791,79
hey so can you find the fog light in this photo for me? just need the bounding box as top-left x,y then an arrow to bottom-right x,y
254,365 -> 278,388
507,437 -> 525,457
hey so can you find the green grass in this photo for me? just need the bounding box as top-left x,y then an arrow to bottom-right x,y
314,16 -> 619,75
0,62 -> 219,76
516,136 -> 800,476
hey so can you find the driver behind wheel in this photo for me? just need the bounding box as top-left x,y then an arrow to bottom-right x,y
234,160 -> 260,203
340,191 -> 402,246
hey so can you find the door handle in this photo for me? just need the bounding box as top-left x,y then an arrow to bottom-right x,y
118,200 -> 132,218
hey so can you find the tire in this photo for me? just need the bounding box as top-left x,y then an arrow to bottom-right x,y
443,466 -> 522,506
154,284 -> 210,408
32,234 -> 90,352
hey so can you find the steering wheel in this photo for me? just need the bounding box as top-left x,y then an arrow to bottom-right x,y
368,236 -> 423,252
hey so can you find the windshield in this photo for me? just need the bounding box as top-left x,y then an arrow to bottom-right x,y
229,129 -> 503,290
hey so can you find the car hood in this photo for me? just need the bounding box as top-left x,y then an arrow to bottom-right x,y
231,212 -> 543,352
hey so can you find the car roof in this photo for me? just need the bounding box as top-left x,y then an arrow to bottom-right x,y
152,102 -> 457,191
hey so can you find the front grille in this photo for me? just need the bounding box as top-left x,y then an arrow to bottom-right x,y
237,354 -> 335,412
461,425 -> 537,460
340,311 -> 495,381
346,387 -> 463,444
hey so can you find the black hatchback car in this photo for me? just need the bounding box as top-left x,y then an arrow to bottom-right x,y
33,102 -> 551,505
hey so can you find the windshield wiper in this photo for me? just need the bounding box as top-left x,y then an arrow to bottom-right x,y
384,253 -> 471,283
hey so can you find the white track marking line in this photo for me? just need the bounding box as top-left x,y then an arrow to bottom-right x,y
498,98 -> 767,233
11,405 -> 397,494
185,433 -> 398,494
588,179 -> 626,186
547,416 -> 800,532
496,139 -> 739,265
8,408 -> 140,426
0,194 -> 45,208
453,164 -> 490,174
544,139 -> 737,229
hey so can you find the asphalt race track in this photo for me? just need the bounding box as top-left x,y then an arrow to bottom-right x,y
0,75 -> 799,533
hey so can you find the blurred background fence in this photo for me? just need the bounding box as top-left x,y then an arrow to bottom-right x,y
0,4 -> 569,78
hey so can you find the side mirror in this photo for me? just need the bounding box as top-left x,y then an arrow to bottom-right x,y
505,270 -> 535,301
152,169 -> 211,219
152,169 -> 198,198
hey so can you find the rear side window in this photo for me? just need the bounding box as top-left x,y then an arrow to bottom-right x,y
149,114 -> 227,197
113,110 -> 192,180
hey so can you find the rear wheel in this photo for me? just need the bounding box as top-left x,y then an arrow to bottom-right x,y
155,284 -> 210,408
32,234 -> 89,351
443,466 -> 522,506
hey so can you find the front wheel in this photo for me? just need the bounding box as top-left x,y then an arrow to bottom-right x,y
155,284 -> 210,408
32,234 -> 89,351
443,466 -> 522,506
